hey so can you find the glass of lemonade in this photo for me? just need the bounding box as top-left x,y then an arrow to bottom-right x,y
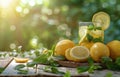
78,22 -> 104,44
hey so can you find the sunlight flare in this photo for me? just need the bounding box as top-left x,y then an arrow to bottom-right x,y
0,0 -> 12,8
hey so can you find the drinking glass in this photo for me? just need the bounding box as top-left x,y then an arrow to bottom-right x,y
78,22 -> 104,43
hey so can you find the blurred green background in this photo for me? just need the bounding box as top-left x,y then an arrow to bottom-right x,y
0,0 -> 120,51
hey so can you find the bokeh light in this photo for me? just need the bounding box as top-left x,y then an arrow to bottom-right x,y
0,0 -> 120,51
0,0 -> 12,8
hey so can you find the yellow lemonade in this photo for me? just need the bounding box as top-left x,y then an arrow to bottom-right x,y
79,22 -> 104,44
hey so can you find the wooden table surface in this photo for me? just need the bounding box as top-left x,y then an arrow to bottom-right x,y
0,58 -> 13,68
0,58 -> 120,77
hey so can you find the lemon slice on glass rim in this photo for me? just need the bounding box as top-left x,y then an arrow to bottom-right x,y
92,12 -> 110,30
79,26 -> 88,44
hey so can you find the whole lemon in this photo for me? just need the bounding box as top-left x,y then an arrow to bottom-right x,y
54,39 -> 75,56
90,42 -> 110,62
79,41 -> 94,50
107,40 -> 120,60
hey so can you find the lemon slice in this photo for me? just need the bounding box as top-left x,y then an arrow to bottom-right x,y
92,12 -> 110,30
79,26 -> 88,44
14,57 -> 29,63
70,46 -> 90,62
65,48 -> 80,62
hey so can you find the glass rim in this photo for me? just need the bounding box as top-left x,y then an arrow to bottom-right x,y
78,21 -> 92,24
78,21 -> 102,26
78,22 -> 93,26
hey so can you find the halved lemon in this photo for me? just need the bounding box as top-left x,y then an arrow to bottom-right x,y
14,57 -> 29,63
92,12 -> 110,30
79,26 -> 88,44
65,48 -> 80,62
70,46 -> 90,62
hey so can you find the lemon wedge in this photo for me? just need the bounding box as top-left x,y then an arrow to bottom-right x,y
79,26 -> 88,44
92,12 -> 110,30
69,46 -> 90,62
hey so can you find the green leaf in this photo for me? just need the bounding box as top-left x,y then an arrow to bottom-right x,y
51,66 -> 64,74
105,72 -> 113,77
88,65 -> 101,73
95,27 -> 102,30
115,57 -> 120,65
87,57 -> 94,66
43,66 -> 52,72
77,66 -> 90,73
27,62 -> 38,67
101,57 -> 120,70
49,60 -> 59,66
43,66 -> 64,74
64,71 -> 71,77
0,67 -> 4,74
93,37 -> 103,43
51,44 -> 56,51
77,57 -> 102,74
87,34 -> 93,42
88,25 -> 94,30
14,64 -> 25,70
53,55 -> 65,61
51,66 -> 60,74
101,56 -> 113,64
33,54 -> 49,64
34,50 -> 40,56
17,69 -> 28,74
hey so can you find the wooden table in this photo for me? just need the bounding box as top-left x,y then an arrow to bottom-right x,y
0,58 -> 120,77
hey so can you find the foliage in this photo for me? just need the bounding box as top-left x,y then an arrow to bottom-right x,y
14,48 -> 65,75
0,0 -> 120,51
0,67 -> 4,74
77,57 -> 101,73
101,56 -> 120,70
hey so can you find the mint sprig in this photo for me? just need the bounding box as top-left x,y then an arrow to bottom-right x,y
43,66 -> 65,74
77,57 -> 101,73
101,56 -> 120,71
88,25 -> 102,30
87,34 -> 103,43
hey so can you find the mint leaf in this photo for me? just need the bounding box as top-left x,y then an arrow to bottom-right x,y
93,37 -> 103,43
53,55 -> 65,61
88,65 -> 101,73
77,66 -> 90,73
33,53 -> 49,64
43,66 -> 64,74
101,57 -> 120,70
95,27 -> 102,30
105,72 -> 113,77
101,56 -> 113,64
87,34 -> 93,42
17,69 -> 28,74
27,62 -> 37,67
88,57 -> 94,66
14,64 -> 25,70
64,71 -> 71,77
115,57 -> 120,65
51,66 -> 64,74
88,25 -> 94,30
77,57 -> 101,74
0,67 -> 4,74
